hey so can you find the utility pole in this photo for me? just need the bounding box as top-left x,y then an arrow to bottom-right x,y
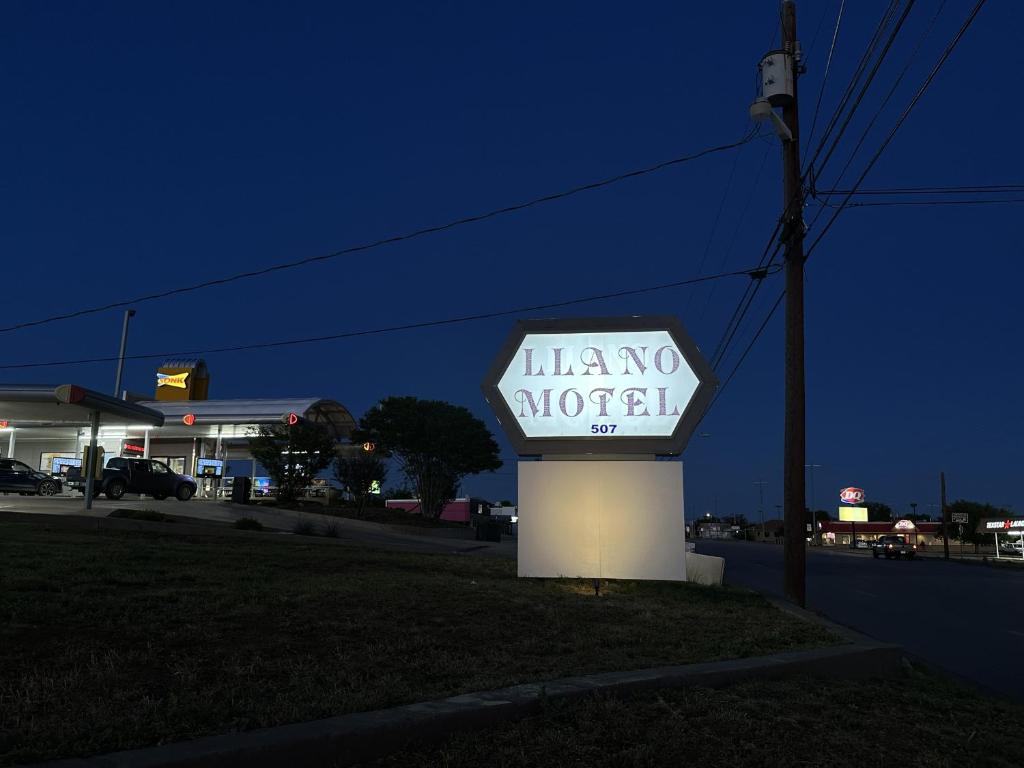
780,0 -> 807,607
113,309 -> 136,399
941,471 -> 949,560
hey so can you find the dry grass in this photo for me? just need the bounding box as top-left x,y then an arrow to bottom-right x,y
0,518 -> 835,765
375,671 -> 1024,768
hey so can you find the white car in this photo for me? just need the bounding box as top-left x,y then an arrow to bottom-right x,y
999,539 -> 1024,556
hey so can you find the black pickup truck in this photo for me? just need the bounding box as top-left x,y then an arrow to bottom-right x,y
70,457 -> 197,501
871,534 -> 917,560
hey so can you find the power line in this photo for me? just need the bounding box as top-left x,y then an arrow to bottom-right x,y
804,0 -> 846,154
823,0 -> 948,201
712,0 -> 988,406
805,0 -> 988,261
683,137 -> 745,316
804,0 -> 902,176
710,289 -> 785,406
695,143 -> 772,327
0,131 -> 758,337
811,0 -> 918,181
816,184 -> 1024,196
0,263 -> 775,371
714,1 -> 910,383
822,197 -> 1024,208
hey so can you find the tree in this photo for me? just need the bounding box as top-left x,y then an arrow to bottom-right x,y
247,421 -> 337,502
865,501 -> 893,522
334,451 -> 388,516
356,397 -> 502,519
946,500 -> 1009,548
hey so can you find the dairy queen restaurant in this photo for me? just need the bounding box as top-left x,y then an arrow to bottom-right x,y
819,519 -> 943,548
0,359 -> 356,499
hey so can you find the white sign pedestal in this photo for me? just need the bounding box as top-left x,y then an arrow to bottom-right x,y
517,460 -> 686,581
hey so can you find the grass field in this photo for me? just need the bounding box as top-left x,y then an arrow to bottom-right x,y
0,518 -> 835,765
373,671 -> 1024,768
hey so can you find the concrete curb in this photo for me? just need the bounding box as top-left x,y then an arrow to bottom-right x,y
30,641 -> 902,768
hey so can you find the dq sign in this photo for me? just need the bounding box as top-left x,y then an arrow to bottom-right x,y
840,487 -> 865,504
482,316 -> 717,455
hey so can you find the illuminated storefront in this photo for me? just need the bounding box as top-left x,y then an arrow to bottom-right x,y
0,360 -> 356,498
820,520 -> 941,547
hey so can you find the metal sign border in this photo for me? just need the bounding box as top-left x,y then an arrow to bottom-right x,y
481,315 -> 718,456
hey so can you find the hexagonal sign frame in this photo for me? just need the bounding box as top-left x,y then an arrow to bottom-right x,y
481,316 -> 718,456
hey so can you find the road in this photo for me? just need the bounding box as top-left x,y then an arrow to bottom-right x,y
696,539 -> 1024,701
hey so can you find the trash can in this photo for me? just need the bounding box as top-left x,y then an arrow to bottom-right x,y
231,477 -> 252,505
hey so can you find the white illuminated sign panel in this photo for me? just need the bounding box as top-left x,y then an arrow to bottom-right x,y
483,317 -> 717,455
838,506 -> 868,522
496,330 -> 698,439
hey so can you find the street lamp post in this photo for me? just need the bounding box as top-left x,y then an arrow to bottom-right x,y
805,464 -> 822,545
804,463 -> 822,514
754,480 -> 768,539
113,309 -> 137,399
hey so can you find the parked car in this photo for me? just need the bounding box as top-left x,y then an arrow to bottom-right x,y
69,457 -> 197,501
0,459 -> 62,496
872,534 -> 917,560
999,539 -> 1024,556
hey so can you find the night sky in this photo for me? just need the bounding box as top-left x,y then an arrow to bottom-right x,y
2,2 -> 1020,520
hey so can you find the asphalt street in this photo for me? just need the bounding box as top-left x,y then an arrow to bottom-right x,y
696,539 -> 1024,701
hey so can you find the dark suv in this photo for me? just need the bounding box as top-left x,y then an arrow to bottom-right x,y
99,457 -> 197,501
0,459 -> 62,496
66,460 -> 199,501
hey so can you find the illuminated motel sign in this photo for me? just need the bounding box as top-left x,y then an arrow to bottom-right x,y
482,316 -> 717,455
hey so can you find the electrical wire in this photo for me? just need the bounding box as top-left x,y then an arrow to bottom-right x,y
824,197 -> 1024,208
695,143 -> 772,327
804,0 -> 902,176
805,0 -> 988,261
683,138 -> 745,316
0,263 -> 777,370
816,184 -> 1024,196
822,0 -> 948,202
0,130 -> 759,336
712,0 -> 988,405
804,0 -> 846,154
811,0 -> 918,181
709,289 -> 785,406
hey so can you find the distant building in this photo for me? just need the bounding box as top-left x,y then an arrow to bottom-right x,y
385,497 -> 490,524
820,520 -> 941,547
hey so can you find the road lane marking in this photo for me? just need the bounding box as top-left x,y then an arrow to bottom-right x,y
1010,630 -> 1024,638
853,589 -> 878,598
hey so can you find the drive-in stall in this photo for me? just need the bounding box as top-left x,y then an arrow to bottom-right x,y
0,384 -> 165,508
0,360 -> 357,500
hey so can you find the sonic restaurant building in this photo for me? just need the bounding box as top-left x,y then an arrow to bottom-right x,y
0,360 -> 356,496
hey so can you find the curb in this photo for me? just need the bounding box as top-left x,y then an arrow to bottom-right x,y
30,642 -> 902,768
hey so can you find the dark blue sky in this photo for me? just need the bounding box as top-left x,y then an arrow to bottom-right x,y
2,2 -> 1020,519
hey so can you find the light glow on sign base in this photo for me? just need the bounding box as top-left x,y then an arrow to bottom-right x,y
517,460 -> 686,582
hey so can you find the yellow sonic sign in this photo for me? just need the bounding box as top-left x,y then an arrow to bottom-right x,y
156,372 -> 190,389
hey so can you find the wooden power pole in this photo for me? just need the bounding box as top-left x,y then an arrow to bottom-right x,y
780,0 -> 807,607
